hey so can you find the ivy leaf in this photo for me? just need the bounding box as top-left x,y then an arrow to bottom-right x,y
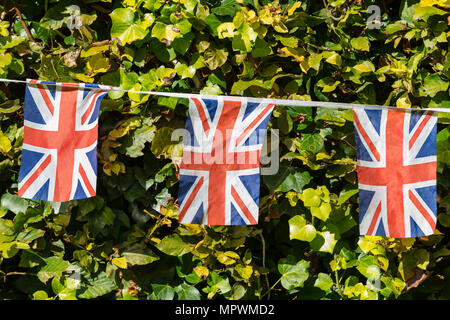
111,257 -> 127,269
302,188 -> 322,207
203,48 -> 228,70
314,273 -> 334,291
175,283 -> 201,300
419,74 -> 449,97
211,0 -> 241,16
278,170 -> 312,193
110,8 -> 148,45
310,231 -> 337,254
149,284 -> 175,300
277,256 -> 309,290
289,215 -> 316,242
151,22 -> 180,46
310,202 -> 332,222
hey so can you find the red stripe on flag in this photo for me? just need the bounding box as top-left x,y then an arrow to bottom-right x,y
81,92 -> 103,125
353,113 -> 381,162
367,202 -> 382,235
231,186 -> 257,224
18,155 -> 51,197
178,176 -> 204,222
409,114 -> 432,150
236,104 -> 274,147
192,98 -> 210,133
36,84 -> 55,116
79,164 -> 96,197
408,190 -> 436,230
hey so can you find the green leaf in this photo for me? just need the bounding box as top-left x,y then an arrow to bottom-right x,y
151,22 -> 180,46
300,133 -> 324,154
78,271 -> 117,299
353,61 -> 375,73
310,231 -> 337,254
350,37 -> 370,51
156,234 -> 192,256
419,74 -> 449,97
211,0 -> 241,16
314,273 -> 334,291
278,171 -> 312,193
277,256 -> 310,290
302,188 -> 322,207
251,38 -> 273,58
0,131 -> 12,153
203,48 -> 228,70
123,247 -> 160,266
110,8 -> 148,45
413,3 -> 446,21
357,255 -> 381,280
37,256 -> 71,283
150,284 -> 175,300
310,202 -> 332,221
175,283 -> 201,300
1,193 -> 29,214
32,290 -> 49,300
289,215 -> 316,242
217,251 -> 240,265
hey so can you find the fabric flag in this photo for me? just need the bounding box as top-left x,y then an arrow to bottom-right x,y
353,108 -> 437,238
178,97 -> 274,225
18,79 -> 110,202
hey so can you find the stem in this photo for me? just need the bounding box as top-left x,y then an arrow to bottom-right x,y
261,278 -> 281,299
13,7 -> 35,43
334,269 -> 344,299
258,231 -> 270,300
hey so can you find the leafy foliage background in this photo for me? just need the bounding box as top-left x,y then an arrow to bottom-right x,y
0,0 -> 449,300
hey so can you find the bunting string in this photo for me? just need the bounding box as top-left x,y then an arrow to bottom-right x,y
1,77 -> 450,114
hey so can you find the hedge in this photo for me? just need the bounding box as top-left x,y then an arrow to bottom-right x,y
0,0 -> 449,300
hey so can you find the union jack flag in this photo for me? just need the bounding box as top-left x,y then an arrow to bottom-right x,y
178,97 -> 274,225
353,108 -> 437,238
18,80 -> 110,202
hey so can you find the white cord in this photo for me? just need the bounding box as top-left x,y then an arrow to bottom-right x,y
1,78 -> 449,114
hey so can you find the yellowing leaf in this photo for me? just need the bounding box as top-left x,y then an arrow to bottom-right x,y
71,73 -> 94,83
194,266 -> 209,279
396,93 -> 411,108
112,257 -> 127,269
217,251 -> 240,265
351,37 -> 370,51
353,61 -> 375,73
235,264 -> 253,279
288,2 -> 302,16
81,45 -> 110,58
325,52 -> 342,67
110,8 -> 148,45
151,22 -> 180,46
0,53 -> 12,67
0,132 -> 12,153
87,54 -> 110,75
217,22 -> 235,38
310,203 -> 331,221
